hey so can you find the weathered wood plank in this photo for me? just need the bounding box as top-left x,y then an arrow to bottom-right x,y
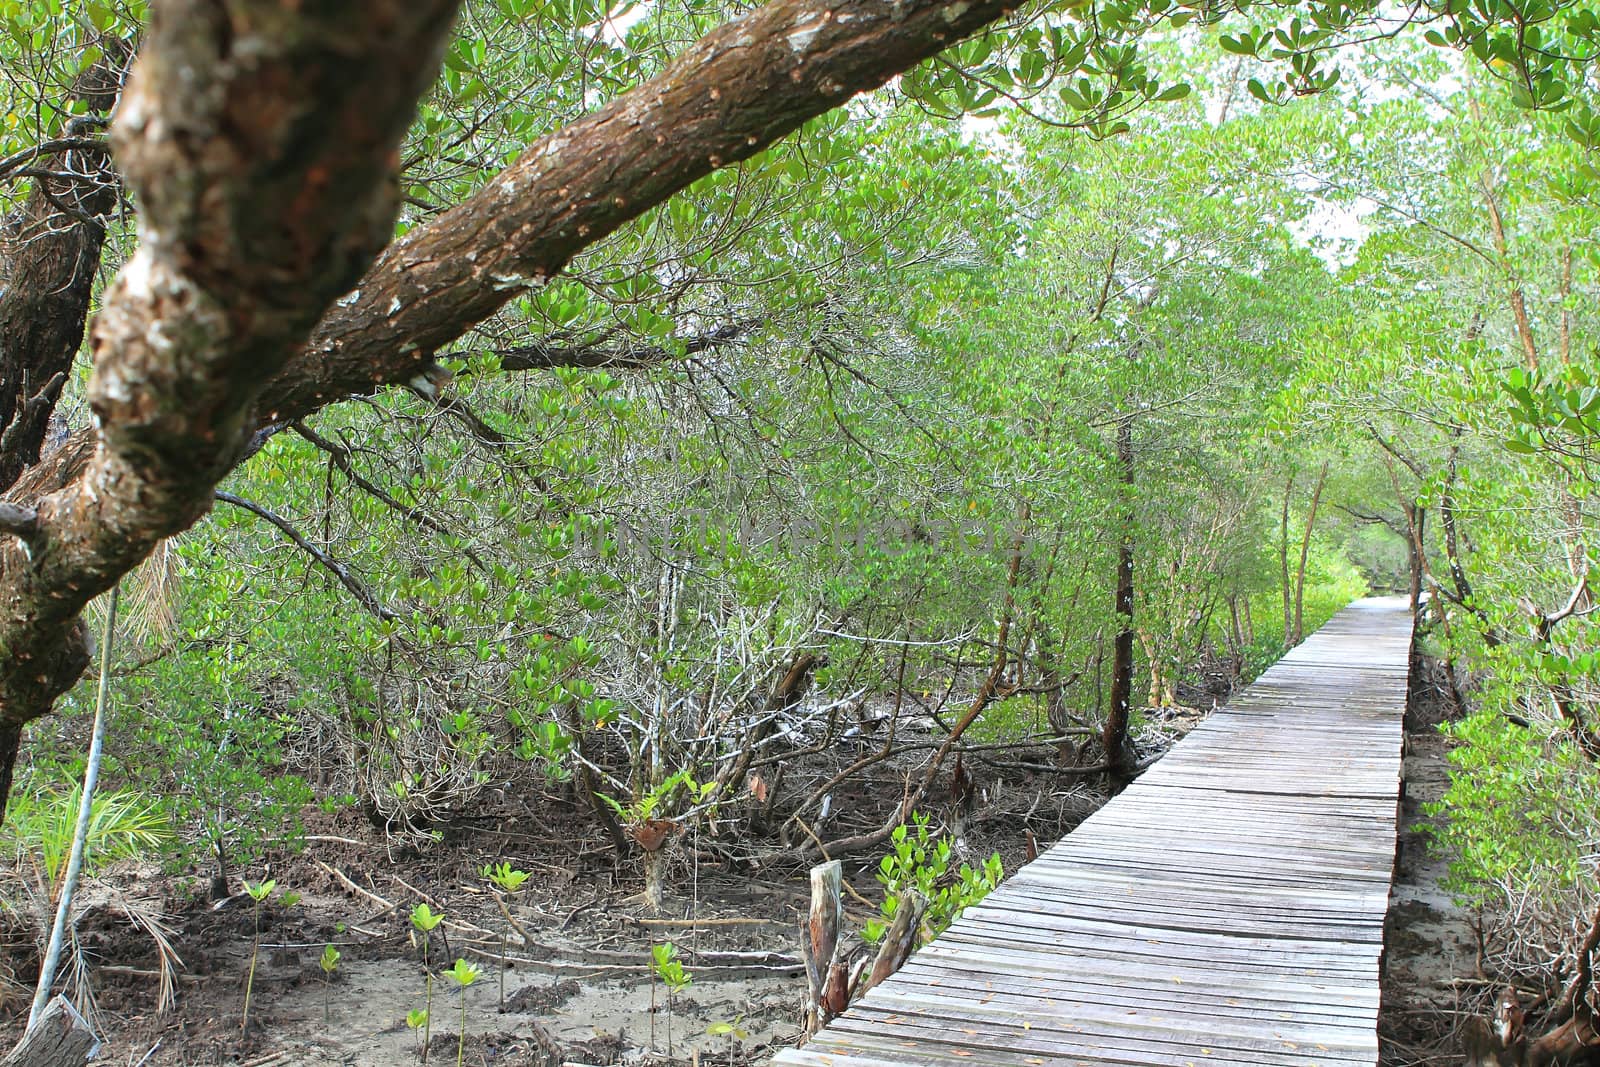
772,596 -> 1412,1067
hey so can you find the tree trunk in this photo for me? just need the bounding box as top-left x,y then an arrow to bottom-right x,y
861,889 -> 927,996
800,861 -> 848,1037
1226,595 -> 1246,679
1280,468 -> 1296,645
641,849 -> 665,913
1462,982 -> 1600,1067
1441,446 -> 1477,611
1,997 -> 96,1067
575,739 -> 630,861
1039,629 -> 1074,764
0,45 -> 128,496
1105,416 -> 1137,790
1292,460 -> 1329,646
1406,504 -> 1427,612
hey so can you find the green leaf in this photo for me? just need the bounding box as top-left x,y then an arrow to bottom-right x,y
443,958 -> 483,987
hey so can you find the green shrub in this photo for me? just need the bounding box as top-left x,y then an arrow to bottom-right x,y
864,812 -> 1003,945
1426,710 -> 1600,912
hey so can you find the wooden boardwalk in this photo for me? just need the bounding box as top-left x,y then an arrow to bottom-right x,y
776,596 -> 1414,1067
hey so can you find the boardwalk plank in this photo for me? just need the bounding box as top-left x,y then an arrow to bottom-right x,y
773,596 -> 1411,1067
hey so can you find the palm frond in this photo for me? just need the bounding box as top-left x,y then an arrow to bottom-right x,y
106,891 -> 183,1014
87,537 -> 179,648
0,786 -> 173,899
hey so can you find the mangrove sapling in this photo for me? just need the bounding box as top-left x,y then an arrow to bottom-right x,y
240,878 -> 276,1033
863,812 -> 1003,947
603,771 -> 715,912
707,1015 -> 750,1066
319,944 -> 341,1025
406,1008 -> 429,1057
442,958 -> 482,1067
481,862 -> 529,1010
410,903 -> 445,1061
650,941 -> 692,1055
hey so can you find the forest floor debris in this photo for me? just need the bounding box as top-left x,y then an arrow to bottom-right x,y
0,703 -> 1176,1065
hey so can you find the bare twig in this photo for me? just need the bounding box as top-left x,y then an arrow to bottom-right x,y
214,491 -> 401,622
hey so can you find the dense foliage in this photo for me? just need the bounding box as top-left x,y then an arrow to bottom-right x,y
0,0 -> 1596,1057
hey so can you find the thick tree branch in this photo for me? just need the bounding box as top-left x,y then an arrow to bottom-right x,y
13,0 -> 1023,500
0,1 -> 461,814
0,0 -> 1024,819
254,0 -> 1021,423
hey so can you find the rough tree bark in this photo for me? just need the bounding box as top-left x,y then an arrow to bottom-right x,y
0,0 -> 1027,819
1291,459 -> 1329,646
0,996 -> 96,1067
861,887 -> 927,993
0,45 -> 127,496
1104,414 -> 1137,790
800,860 -> 849,1036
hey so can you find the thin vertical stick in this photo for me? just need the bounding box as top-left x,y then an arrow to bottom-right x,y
28,586 -> 119,1030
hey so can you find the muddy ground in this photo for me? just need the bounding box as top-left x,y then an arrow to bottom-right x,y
0,702 -> 1125,1067
0,665 -> 1478,1066
1378,658 -> 1477,1066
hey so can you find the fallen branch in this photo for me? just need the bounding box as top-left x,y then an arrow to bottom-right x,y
628,916 -> 783,927
313,859 -> 395,912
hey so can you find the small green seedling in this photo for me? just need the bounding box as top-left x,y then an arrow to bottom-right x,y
410,902 -> 445,934
411,903 -> 446,1062
406,1008 -> 429,1056
482,862 -> 530,1009
240,878 -> 277,1034
708,1016 -> 751,1066
650,942 -> 693,1054
443,958 -> 483,1067
319,944 -> 341,1024
482,862 -> 530,893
